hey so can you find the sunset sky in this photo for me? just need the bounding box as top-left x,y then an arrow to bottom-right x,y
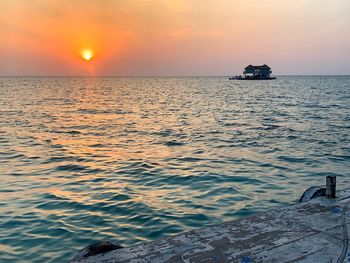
1,0 -> 349,76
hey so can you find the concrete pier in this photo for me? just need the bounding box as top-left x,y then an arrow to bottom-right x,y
72,188 -> 350,263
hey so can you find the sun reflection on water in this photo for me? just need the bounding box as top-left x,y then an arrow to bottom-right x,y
1,76 -> 350,261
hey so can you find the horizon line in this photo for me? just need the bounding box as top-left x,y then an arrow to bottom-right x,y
1,74 -> 350,78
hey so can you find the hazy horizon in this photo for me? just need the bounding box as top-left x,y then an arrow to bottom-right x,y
1,74 -> 350,78
1,0 -> 350,76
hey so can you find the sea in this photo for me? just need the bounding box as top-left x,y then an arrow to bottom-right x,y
0,76 -> 349,262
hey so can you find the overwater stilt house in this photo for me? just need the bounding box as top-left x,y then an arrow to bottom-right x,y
244,64 -> 272,78
230,64 -> 276,80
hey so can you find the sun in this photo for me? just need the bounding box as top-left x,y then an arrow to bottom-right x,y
81,50 -> 93,61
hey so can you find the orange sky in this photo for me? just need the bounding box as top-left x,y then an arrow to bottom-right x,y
0,0 -> 349,75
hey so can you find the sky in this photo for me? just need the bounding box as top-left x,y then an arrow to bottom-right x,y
0,0 -> 349,76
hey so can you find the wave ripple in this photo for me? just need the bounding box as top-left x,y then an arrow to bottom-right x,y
0,76 -> 350,262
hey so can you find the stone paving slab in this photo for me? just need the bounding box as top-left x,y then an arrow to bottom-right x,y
72,189 -> 350,263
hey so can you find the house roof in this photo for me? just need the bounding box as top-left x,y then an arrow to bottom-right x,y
244,64 -> 271,70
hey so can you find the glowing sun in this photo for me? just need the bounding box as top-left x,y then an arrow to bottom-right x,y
81,50 -> 93,61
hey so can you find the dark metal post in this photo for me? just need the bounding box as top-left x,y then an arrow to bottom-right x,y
326,176 -> 336,198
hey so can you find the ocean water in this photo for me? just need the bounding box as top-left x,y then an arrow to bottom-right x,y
0,76 -> 349,262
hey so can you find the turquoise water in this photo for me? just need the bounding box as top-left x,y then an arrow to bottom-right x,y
0,76 -> 349,262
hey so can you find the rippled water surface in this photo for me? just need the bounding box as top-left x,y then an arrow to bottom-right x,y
1,76 -> 350,262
